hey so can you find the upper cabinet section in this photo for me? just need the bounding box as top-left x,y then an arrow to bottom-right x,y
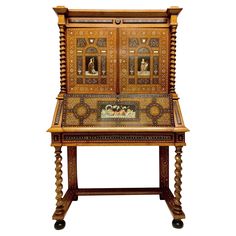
53,7 -> 182,95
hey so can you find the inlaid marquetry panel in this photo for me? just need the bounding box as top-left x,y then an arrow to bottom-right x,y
67,28 -> 117,94
120,28 -> 169,93
62,94 -> 174,127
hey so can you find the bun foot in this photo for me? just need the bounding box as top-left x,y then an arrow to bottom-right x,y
73,196 -> 78,201
172,219 -> 183,229
54,220 -> 66,230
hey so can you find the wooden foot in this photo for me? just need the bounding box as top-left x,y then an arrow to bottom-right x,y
73,196 -> 78,201
54,220 -> 66,230
159,146 -> 169,200
53,146 -> 64,219
172,219 -> 183,229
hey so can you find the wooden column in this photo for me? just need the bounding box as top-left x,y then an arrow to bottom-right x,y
169,24 -> 177,94
173,146 -> 183,218
159,146 -> 169,199
54,6 -> 67,95
59,24 -> 66,94
167,7 -> 182,97
54,146 -> 64,218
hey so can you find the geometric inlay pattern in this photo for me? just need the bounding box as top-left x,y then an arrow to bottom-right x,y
120,28 -> 169,94
67,28 -> 116,94
62,94 -> 174,127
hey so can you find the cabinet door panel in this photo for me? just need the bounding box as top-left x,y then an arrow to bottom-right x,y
119,28 -> 169,94
67,28 -> 117,94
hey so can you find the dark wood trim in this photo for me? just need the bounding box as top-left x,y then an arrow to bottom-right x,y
67,147 -> 78,190
76,187 -> 161,196
159,146 -> 169,199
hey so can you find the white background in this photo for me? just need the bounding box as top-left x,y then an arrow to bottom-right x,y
0,0 -> 236,235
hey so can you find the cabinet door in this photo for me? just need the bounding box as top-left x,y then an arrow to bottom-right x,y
67,28 -> 117,94
119,28 -> 169,94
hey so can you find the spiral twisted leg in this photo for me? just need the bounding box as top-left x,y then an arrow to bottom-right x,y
173,146 -> 183,217
170,25 -> 177,94
59,25 -> 67,94
54,146 -> 64,216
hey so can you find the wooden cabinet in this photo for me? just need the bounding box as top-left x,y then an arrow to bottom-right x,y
67,27 -> 169,94
48,6 -> 188,230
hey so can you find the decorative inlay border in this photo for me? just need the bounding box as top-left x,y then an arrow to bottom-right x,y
62,134 -> 174,142
69,19 -> 113,24
63,93 -> 171,99
123,19 -> 168,24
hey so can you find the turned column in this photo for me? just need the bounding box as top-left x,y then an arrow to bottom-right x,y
173,146 -> 183,217
54,146 -> 64,217
54,6 -> 67,95
169,25 -> 177,94
59,24 -> 67,94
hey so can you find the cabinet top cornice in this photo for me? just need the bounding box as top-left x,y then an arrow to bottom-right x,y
53,6 -> 182,18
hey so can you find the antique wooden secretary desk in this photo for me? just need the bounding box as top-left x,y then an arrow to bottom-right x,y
48,6 -> 188,230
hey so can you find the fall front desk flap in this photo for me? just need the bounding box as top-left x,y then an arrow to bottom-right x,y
53,94 -> 177,128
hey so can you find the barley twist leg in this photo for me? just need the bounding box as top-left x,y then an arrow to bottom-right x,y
54,146 -> 64,217
172,146 -> 184,229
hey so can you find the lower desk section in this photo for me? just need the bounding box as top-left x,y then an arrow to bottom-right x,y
51,132 -> 185,146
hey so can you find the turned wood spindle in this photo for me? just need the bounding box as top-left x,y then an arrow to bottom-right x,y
170,25 -> 177,94
54,146 -> 64,215
173,146 -> 183,216
59,25 -> 67,94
